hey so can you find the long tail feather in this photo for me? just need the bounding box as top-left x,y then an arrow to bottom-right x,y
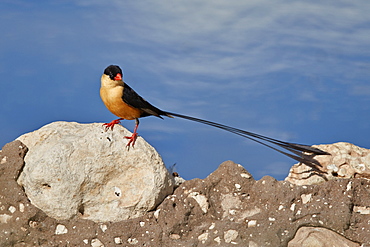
164,111 -> 329,167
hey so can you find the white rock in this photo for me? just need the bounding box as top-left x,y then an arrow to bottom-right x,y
188,192 -> 209,213
301,194 -> 312,204
19,203 -> 25,213
198,232 -> 209,243
8,206 -> 16,214
128,238 -> 138,245
240,206 -> 261,218
0,214 -> 12,223
55,224 -> 68,235
99,224 -> 107,232
240,173 -> 251,178
214,236 -> 221,244
17,122 -> 174,222
1,156 -> 7,164
221,194 -> 242,219
288,226 -> 359,247
154,209 -> 161,219
91,238 -> 104,247
224,229 -> 238,243
169,234 -> 181,240
354,206 -> 370,214
286,142 -> 370,185
247,220 -> 257,228
346,181 -> 352,191
229,209 -> 237,215
327,164 -> 339,172
114,237 -> 122,244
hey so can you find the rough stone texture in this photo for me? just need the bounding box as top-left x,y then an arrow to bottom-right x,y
288,227 -> 360,247
16,121 -> 174,222
286,142 -> 370,185
1,141 -> 370,246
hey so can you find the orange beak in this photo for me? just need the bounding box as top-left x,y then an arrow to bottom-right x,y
114,73 -> 122,81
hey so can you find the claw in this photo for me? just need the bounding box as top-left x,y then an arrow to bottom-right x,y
102,119 -> 122,131
125,132 -> 138,149
125,119 -> 140,149
103,118 -> 140,149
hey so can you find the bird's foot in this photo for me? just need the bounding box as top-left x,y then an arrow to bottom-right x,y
125,132 -> 138,149
103,119 -> 122,131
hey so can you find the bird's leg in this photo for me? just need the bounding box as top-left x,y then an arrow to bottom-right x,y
125,119 -> 139,148
103,118 -> 124,131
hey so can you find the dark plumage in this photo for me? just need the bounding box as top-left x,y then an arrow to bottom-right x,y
100,65 -> 330,166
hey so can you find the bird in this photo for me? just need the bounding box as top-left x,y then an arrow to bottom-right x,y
100,65 -> 330,167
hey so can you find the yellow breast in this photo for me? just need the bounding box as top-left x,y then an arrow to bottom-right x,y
100,75 -> 142,120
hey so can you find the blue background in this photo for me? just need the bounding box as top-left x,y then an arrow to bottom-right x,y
1,1 -> 370,180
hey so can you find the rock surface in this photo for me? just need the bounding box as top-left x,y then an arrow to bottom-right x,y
1,140 -> 370,246
16,121 -> 174,222
288,227 -> 360,247
286,142 -> 370,185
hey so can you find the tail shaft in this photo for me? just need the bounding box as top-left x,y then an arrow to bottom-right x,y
164,111 -> 329,167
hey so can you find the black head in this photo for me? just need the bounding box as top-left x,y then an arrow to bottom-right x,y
104,65 -> 123,81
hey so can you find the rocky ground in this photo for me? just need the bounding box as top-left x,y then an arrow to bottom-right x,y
1,122 -> 370,246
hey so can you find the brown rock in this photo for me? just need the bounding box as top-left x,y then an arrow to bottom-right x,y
1,141 -> 370,246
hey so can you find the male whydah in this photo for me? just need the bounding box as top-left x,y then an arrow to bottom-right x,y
100,65 -> 329,168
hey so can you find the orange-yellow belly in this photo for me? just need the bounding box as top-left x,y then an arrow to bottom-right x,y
100,86 -> 142,120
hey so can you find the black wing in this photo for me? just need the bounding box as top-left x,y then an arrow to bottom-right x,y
122,83 -> 165,118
